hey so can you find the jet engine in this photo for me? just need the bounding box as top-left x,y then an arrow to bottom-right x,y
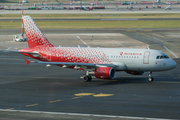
94,67 -> 115,79
126,71 -> 144,75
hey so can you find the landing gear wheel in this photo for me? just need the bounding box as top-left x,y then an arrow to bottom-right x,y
83,75 -> 92,82
88,75 -> 92,81
148,71 -> 154,82
148,77 -> 154,82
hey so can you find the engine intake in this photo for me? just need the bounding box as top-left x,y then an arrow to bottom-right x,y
94,67 -> 116,79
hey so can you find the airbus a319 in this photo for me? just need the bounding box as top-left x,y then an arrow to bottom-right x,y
20,16 -> 177,82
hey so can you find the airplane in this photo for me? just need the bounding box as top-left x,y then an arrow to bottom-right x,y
20,16 -> 177,82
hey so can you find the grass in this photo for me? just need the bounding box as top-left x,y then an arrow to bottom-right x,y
1,20 -> 180,29
1,13 -> 180,19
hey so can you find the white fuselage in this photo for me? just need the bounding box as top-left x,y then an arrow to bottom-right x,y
35,46 -> 176,72
101,48 -> 176,72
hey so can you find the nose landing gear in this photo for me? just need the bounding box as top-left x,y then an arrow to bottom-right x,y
148,71 -> 154,82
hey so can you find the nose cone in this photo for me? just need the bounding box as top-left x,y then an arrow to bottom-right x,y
168,59 -> 177,70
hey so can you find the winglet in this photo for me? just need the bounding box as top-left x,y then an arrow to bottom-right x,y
25,59 -> 30,65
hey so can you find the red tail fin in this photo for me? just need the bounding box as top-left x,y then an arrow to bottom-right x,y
23,16 -> 54,48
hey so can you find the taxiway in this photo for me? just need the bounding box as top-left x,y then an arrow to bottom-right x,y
0,29 -> 180,120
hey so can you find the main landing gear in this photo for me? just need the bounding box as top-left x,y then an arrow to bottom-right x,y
148,71 -> 154,82
83,75 -> 92,82
83,71 -> 93,82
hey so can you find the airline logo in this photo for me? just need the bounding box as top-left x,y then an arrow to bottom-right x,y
120,52 -> 142,56
120,52 -> 123,56
124,53 -> 142,56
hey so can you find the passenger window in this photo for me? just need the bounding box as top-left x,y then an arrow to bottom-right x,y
132,56 -> 133,58
134,56 -> 136,58
116,56 -> 118,58
124,56 -> 126,58
137,56 -> 139,58
127,56 -> 128,58
129,56 -> 131,58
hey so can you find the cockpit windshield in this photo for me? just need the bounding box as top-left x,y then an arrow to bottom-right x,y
156,55 -> 169,59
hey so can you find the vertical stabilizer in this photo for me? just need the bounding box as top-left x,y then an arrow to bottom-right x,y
23,16 -> 54,48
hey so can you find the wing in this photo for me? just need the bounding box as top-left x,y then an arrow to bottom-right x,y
25,59 -> 115,69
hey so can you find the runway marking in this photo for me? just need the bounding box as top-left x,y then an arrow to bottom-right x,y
71,97 -> 82,99
49,99 -> 61,103
93,93 -> 114,97
157,38 -> 180,49
126,30 -> 136,32
56,33 -> 124,36
26,103 -> 38,107
76,36 -> 90,47
154,37 -> 179,58
0,108 -> 14,111
155,81 -> 180,84
142,30 -> 152,32
163,46 -> 179,58
0,109 -> 172,120
135,32 -> 179,58
73,93 -> 114,98
6,46 -> 13,51
74,93 -> 95,96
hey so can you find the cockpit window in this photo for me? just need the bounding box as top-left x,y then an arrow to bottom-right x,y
156,56 -> 160,59
156,55 -> 169,59
164,55 -> 169,59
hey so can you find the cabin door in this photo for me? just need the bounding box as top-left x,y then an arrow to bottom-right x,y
143,51 -> 150,64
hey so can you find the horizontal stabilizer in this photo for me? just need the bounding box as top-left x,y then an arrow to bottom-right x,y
25,59 -> 30,65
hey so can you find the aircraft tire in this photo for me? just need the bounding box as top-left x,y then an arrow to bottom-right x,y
148,77 -> 154,82
84,75 -> 92,82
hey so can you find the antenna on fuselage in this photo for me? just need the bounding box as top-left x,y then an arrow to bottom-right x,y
147,45 -> 150,49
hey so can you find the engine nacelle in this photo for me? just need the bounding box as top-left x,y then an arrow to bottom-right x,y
126,71 -> 144,75
94,67 -> 116,79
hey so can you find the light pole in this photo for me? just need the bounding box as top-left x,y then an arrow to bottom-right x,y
21,0 -> 24,38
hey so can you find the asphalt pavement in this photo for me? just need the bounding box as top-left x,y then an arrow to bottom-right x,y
0,51 -> 180,120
